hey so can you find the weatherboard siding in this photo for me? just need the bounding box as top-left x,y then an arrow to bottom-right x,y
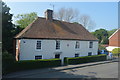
19,39 -> 98,60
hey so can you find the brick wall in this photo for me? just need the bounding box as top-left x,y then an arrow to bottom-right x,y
109,29 -> 120,47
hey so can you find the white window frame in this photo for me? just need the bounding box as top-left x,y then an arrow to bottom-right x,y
36,41 -> 41,50
35,55 -> 42,59
75,41 -> 80,49
75,53 -> 79,57
89,41 -> 93,48
88,52 -> 92,56
56,40 -> 60,50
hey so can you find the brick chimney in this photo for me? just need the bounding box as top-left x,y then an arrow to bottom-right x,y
45,9 -> 53,21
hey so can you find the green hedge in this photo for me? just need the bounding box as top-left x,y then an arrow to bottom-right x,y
3,58 -> 61,74
64,54 -> 107,65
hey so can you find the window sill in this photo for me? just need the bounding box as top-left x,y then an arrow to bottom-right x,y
35,49 -> 42,51
75,49 -> 80,51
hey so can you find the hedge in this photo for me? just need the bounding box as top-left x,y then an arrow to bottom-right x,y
64,54 -> 107,65
3,58 -> 61,74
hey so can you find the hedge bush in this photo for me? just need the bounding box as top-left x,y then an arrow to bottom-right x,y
111,48 -> 120,57
3,58 -> 61,74
2,51 -> 15,74
64,54 -> 107,65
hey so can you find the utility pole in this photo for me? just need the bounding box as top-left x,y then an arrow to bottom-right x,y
50,4 -> 55,18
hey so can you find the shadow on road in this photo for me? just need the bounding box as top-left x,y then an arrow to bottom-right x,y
3,67 -> 98,79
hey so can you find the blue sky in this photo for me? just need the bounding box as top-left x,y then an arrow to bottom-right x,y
6,2 -> 118,31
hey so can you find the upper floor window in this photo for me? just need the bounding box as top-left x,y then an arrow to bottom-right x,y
56,41 -> 60,49
75,41 -> 80,49
89,42 -> 93,48
36,41 -> 41,49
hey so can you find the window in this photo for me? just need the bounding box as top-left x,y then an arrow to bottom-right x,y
88,52 -> 92,56
56,41 -> 60,49
75,41 -> 80,49
35,55 -> 42,59
55,54 -> 60,58
89,42 -> 93,48
36,41 -> 41,49
75,53 -> 79,57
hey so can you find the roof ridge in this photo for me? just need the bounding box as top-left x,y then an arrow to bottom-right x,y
38,17 -> 83,26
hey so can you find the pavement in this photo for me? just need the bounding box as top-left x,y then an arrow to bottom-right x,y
3,58 -> 119,78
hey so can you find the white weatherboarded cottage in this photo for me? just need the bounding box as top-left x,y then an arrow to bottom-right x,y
14,9 -> 98,64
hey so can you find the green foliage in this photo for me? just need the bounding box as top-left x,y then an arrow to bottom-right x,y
92,28 -> 117,44
98,44 -> 106,50
2,51 -> 15,61
15,12 -> 38,28
3,58 -> 61,74
108,29 -> 117,37
111,48 -> 120,57
92,29 -> 108,44
64,54 -> 106,65
2,51 -> 15,74
2,2 -> 15,53
73,22 -> 79,24
112,48 -> 120,54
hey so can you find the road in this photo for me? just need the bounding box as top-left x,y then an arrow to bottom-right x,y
4,62 -> 118,78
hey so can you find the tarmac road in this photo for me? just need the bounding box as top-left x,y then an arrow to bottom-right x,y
3,61 -> 118,78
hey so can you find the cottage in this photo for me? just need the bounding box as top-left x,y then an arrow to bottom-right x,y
14,9 -> 98,64
106,28 -> 120,51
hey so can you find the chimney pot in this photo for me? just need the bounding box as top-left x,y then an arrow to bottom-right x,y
45,9 -> 53,21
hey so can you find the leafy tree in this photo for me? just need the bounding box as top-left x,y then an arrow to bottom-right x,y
2,2 -> 15,53
107,29 -> 117,37
112,48 -> 120,54
15,12 -> 38,28
92,29 -> 108,44
112,48 -> 120,57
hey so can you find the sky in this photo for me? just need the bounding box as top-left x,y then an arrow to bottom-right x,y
5,2 -> 118,31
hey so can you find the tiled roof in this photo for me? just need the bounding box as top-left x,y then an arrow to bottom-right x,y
15,17 -> 98,41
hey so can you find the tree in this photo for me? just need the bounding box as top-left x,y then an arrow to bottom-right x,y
15,12 -> 38,28
112,48 -> 120,57
107,29 -> 117,37
54,7 -> 79,22
112,48 -> 120,54
92,29 -> 108,44
79,15 -> 96,32
2,2 -> 15,53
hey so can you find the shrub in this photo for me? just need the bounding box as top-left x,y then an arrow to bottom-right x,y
112,48 -> 120,57
7,58 -> 61,73
65,54 -> 107,65
2,51 -> 16,74
112,48 -> 120,54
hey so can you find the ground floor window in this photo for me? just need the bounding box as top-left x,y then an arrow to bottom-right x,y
75,53 -> 79,57
35,55 -> 42,59
55,54 -> 60,58
88,52 -> 92,56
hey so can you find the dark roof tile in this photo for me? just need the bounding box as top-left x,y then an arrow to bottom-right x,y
15,17 -> 98,41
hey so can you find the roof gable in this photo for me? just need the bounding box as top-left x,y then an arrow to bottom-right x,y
109,28 -> 120,39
